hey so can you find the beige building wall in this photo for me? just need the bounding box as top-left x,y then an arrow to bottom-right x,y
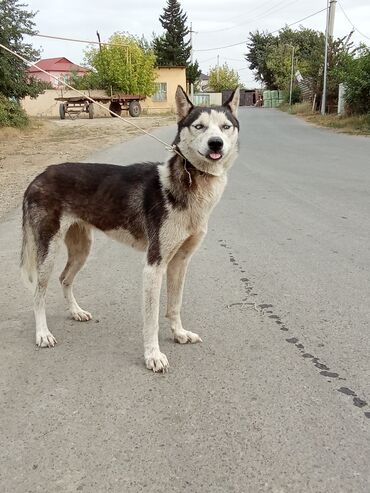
142,67 -> 186,114
22,67 -> 186,118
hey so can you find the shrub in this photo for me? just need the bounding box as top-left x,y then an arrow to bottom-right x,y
0,95 -> 29,128
340,46 -> 370,114
284,86 -> 302,104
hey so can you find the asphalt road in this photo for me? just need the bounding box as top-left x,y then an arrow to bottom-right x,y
1,109 -> 370,492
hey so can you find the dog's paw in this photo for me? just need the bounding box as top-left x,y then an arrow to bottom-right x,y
174,329 -> 202,344
36,331 -> 57,348
71,309 -> 92,322
145,349 -> 169,373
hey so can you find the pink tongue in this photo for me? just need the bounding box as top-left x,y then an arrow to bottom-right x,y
209,152 -> 221,160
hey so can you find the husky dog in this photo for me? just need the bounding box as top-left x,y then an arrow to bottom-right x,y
21,86 -> 240,372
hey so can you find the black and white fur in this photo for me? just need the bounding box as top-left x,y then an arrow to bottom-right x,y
21,86 -> 240,372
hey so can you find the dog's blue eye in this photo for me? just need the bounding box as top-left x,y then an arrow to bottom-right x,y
222,124 -> 231,130
194,124 -> 204,130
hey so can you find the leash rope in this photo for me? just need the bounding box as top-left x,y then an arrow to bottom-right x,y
0,42 -> 181,156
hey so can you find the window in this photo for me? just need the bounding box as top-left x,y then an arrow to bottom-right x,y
152,83 -> 167,102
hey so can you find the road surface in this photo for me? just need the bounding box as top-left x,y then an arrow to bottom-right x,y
1,109 -> 370,492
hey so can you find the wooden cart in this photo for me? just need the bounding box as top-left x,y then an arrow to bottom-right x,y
55,94 -> 145,120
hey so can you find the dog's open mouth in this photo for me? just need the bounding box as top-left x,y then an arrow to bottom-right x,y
207,152 -> 222,161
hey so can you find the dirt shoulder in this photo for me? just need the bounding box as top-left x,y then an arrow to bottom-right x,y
279,103 -> 370,136
0,115 -> 175,219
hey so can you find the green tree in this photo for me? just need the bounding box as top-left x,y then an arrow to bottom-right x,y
335,45 -> 370,114
74,33 -> 157,95
208,63 -> 240,92
0,0 -> 47,99
265,43 -> 294,90
186,60 -> 201,87
246,26 -> 357,110
153,0 -> 191,66
245,31 -> 278,88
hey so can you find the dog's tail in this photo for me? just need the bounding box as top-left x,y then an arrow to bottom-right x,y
20,202 -> 38,290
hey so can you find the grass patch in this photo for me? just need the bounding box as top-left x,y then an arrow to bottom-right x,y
305,113 -> 370,135
279,102 -> 313,115
279,102 -> 370,135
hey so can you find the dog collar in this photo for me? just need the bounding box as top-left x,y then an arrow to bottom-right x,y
174,148 -> 210,187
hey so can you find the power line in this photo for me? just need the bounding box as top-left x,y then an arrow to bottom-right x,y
31,33 -> 128,47
197,0 -> 300,34
337,2 -> 370,41
194,7 -> 327,52
269,7 -> 327,34
199,0 -> 278,31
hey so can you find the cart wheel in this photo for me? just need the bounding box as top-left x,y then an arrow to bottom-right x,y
59,103 -> 66,120
109,102 -> 121,117
88,103 -> 94,119
129,100 -> 141,117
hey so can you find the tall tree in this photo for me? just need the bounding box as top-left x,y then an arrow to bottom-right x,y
153,0 -> 191,66
245,31 -> 277,88
0,0 -> 47,99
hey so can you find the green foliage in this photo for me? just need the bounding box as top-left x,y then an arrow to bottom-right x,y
186,60 -> 201,86
288,86 -> 302,104
153,0 -> 191,66
0,0 -> 48,99
245,31 -> 278,88
265,44 -> 294,90
245,26 -> 366,113
0,94 -> 29,127
208,63 -> 240,92
334,45 -> 370,114
246,27 -> 326,92
74,33 -> 157,95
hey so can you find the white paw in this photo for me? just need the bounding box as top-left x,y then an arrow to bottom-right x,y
36,331 -> 57,348
174,329 -> 203,344
145,349 -> 169,373
71,309 -> 92,322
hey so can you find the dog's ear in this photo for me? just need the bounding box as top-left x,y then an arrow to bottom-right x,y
223,87 -> 240,117
175,85 -> 193,121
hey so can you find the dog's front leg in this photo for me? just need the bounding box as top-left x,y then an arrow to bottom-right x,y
166,233 -> 205,344
142,262 -> 168,372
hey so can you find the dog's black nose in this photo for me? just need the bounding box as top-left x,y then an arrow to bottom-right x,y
208,137 -> 224,151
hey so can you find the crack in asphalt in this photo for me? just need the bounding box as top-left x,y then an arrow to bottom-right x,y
218,239 -> 370,422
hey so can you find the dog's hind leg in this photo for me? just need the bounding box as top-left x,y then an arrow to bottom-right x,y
59,223 -> 93,322
34,235 -> 61,348
166,232 -> 205,344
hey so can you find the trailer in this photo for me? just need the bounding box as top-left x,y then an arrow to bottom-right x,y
55,94 -> 145,120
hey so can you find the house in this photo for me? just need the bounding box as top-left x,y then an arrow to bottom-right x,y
143,66 -> 186,113
199,73 -> 209,92
27,57 -> 87,88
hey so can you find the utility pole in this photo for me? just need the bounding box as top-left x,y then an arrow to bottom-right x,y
217,54 -> 220,85
189,22 -> 195,100
321,0 -> 337,115
289,46 -> 295,106
96,30 -> 102,52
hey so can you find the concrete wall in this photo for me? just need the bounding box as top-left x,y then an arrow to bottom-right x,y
192,93 -> 222,107
22,67 -> 186,118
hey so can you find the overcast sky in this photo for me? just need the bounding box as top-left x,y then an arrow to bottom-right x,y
26,0 -> 370,88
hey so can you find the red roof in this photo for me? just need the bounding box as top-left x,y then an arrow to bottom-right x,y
28,57 -> 87,73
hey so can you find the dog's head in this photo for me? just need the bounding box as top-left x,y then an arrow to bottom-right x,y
173,86 -> 240,176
